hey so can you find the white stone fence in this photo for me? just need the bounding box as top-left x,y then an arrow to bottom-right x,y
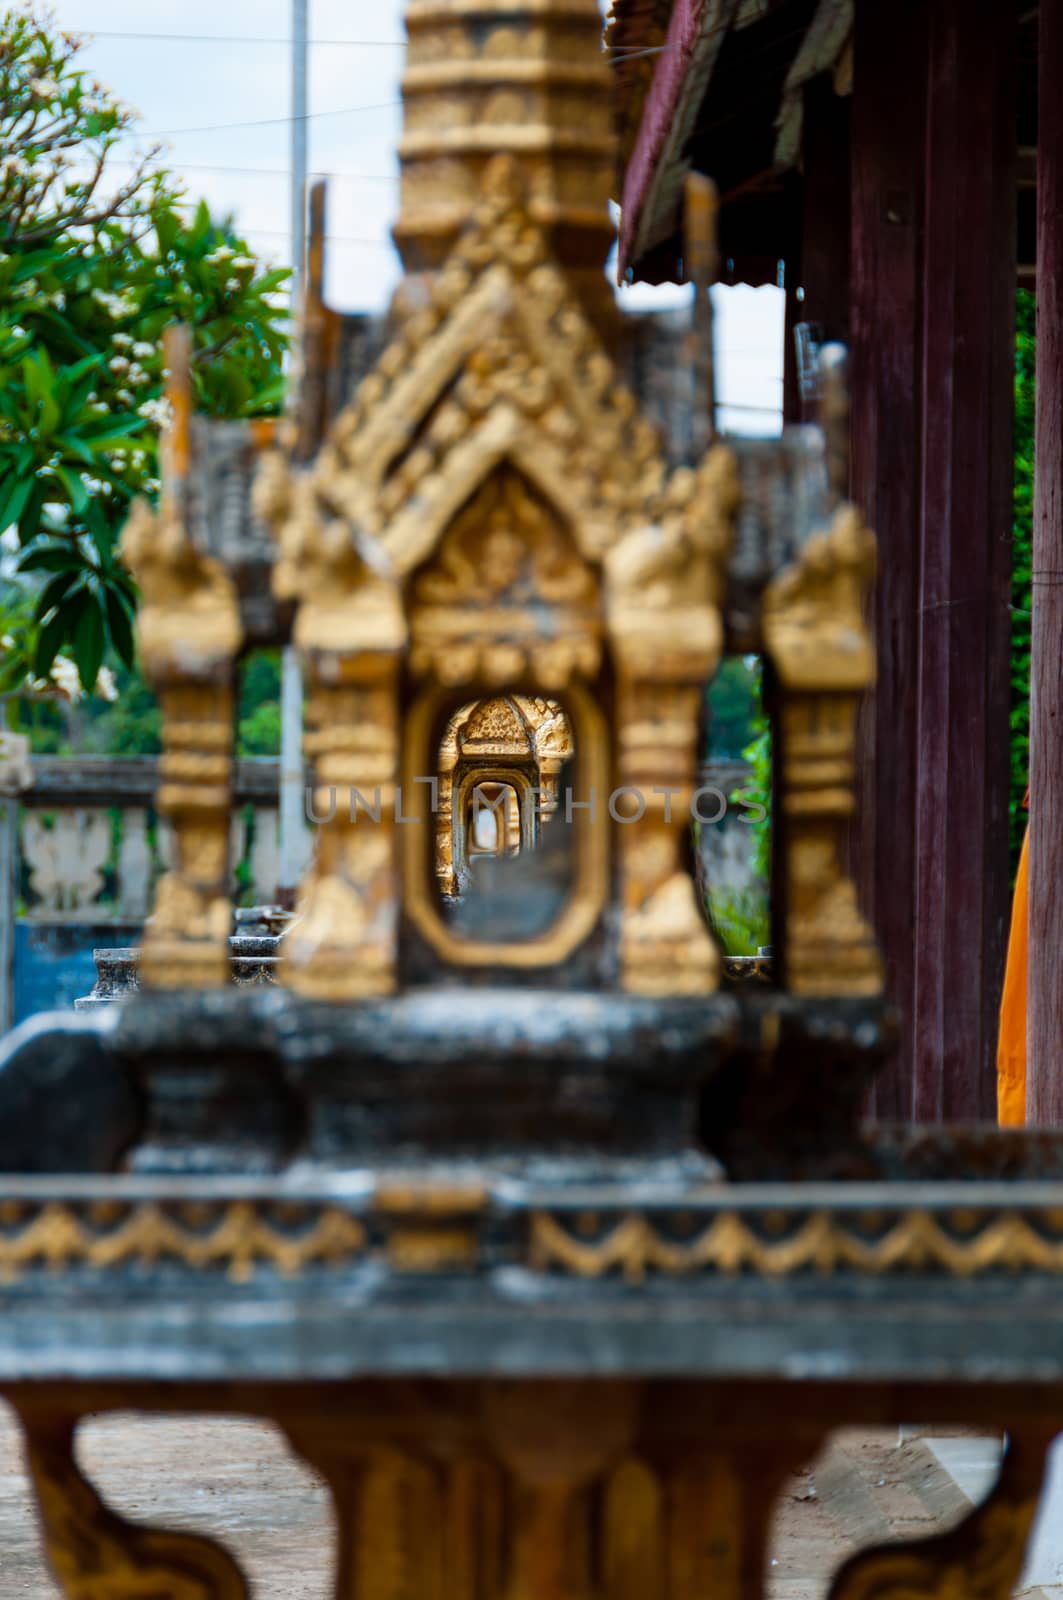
0,756 -> 289,1031
15,757 -> 287,922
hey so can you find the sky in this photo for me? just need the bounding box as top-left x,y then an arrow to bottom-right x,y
37,0 -> 784,433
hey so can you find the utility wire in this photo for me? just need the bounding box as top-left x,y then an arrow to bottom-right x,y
105,158 -> 395,181
83,29 -> 671,54
169,214 -> 394,247
84,31 -> 405,45
118,101 -> 400,140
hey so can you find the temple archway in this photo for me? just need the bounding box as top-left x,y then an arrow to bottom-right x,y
436,696 -> 574,901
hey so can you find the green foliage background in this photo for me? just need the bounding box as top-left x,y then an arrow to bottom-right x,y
0,6 -> 288,709
702,655 -> 771,955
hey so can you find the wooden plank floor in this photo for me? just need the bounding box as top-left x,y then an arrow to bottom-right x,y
0,1406 -> 1054,1598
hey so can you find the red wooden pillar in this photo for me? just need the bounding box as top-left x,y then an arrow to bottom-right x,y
850,0 -> 928,1118
852,0 -> 1016,1119
912,0 -> 1016,1121
1028,0 -> 1063,1123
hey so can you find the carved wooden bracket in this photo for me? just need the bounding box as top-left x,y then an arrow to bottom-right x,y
17,1392 -> 1049,1600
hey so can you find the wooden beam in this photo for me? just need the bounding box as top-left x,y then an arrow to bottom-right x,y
1028,0 -> 1063,1122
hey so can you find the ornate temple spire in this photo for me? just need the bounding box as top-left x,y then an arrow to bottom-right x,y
394,0 -> 617,329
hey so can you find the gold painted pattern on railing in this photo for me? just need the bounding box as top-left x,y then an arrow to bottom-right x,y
0,1201 -> 367,1284
3,1200 -> 1063,1285
527,1208 -> 1063,1282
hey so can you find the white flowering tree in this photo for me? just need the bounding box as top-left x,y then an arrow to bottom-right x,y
0,5 -> 289,705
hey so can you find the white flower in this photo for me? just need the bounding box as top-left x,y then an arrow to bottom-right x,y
225,277 -> 240,292
127,363 -> 149,386
111,332 -> 133,349
94,665 -> 118,702
205,245 -> 235,265
132,341 -> 155,360
108,355 -> 129,374
48,291 -> 65,310
115,389 -> 133,406
93,289 -> 135,319
138,398 -> 172,429
29,77 -> 58,99
232,255 -> 256,271
49,657 -> 82,701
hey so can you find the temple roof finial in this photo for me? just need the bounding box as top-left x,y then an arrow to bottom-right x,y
394,0 -> 617,330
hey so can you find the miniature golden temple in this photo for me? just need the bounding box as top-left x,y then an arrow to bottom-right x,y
119,0 -> 881,1012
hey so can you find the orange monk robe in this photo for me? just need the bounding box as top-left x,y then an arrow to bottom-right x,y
997,824 -> 1029,1126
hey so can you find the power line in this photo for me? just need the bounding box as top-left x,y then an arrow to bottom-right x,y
119,101 -> 400,140
83,31 -> 404,46
167,211 -> 394,247
83,28 -> 667,54
106,158 -> 395,181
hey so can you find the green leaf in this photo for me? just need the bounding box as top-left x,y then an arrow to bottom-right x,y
20,349 -> 61,437
52,463 -> 91,513
33,571 -> 81,623
16,480 -> 47,544
33,608 -> 68,681
154,209 -> 181,255
104,584 -> 136,669
239,375 -> 287,416
249,268 -> 292,294
17,546 -> 81,576
76,425 -> 145,454
72,595 -> 106,693
0,473 -> 35,534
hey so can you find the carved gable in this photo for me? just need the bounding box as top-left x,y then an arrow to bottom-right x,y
409,465 -> 601,688
283,158 -> 669,581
